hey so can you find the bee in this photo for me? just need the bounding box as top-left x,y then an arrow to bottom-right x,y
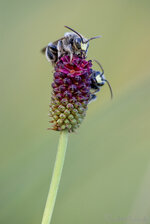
90,60 -> 113,102
41,26 -> 101,65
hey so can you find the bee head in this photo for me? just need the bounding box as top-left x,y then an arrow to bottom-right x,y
94,60 -> 113,99
64,26 -> 101,55
74,37 -> 89,56
95,73 -> 105,86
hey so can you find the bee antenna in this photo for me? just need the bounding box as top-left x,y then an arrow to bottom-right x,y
84,36 -> 101,44
64,26 -> 84,43
103,79 -> 113,99
93,59 -> 104,74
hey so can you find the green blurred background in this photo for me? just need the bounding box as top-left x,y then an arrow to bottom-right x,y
1,0 -> 150,223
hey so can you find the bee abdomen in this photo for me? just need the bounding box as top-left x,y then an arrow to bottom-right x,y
46,43 -> 58,63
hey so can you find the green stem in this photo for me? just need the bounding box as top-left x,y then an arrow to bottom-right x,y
41,130 -> 68,224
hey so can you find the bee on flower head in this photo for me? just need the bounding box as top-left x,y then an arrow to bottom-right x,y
90,60 -> 113,102
41,26 -> 101,66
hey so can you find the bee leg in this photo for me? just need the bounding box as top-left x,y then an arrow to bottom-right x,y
70,52 -> 73,62
57,40 -> 64,58
90,88 -> 99,95
89,94 -> 97,103
92,87 -> 100,93
63,44 -> 73,62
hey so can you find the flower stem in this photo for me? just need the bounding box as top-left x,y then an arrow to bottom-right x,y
41,130 -> 68,224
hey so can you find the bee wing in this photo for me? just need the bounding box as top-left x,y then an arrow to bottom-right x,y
41,47 -> 47,54
41,37 -> 65,54
53,36 -> 65,45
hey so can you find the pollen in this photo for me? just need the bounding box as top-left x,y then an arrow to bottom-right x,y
70,70 -> 75,74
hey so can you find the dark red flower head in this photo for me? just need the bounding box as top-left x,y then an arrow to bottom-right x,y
49,55 -> 92,132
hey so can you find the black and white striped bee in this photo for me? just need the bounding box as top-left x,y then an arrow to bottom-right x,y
41,26 -> 101,66
90,60 -> 113,102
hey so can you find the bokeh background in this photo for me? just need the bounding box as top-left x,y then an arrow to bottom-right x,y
1,0 -> 150,223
